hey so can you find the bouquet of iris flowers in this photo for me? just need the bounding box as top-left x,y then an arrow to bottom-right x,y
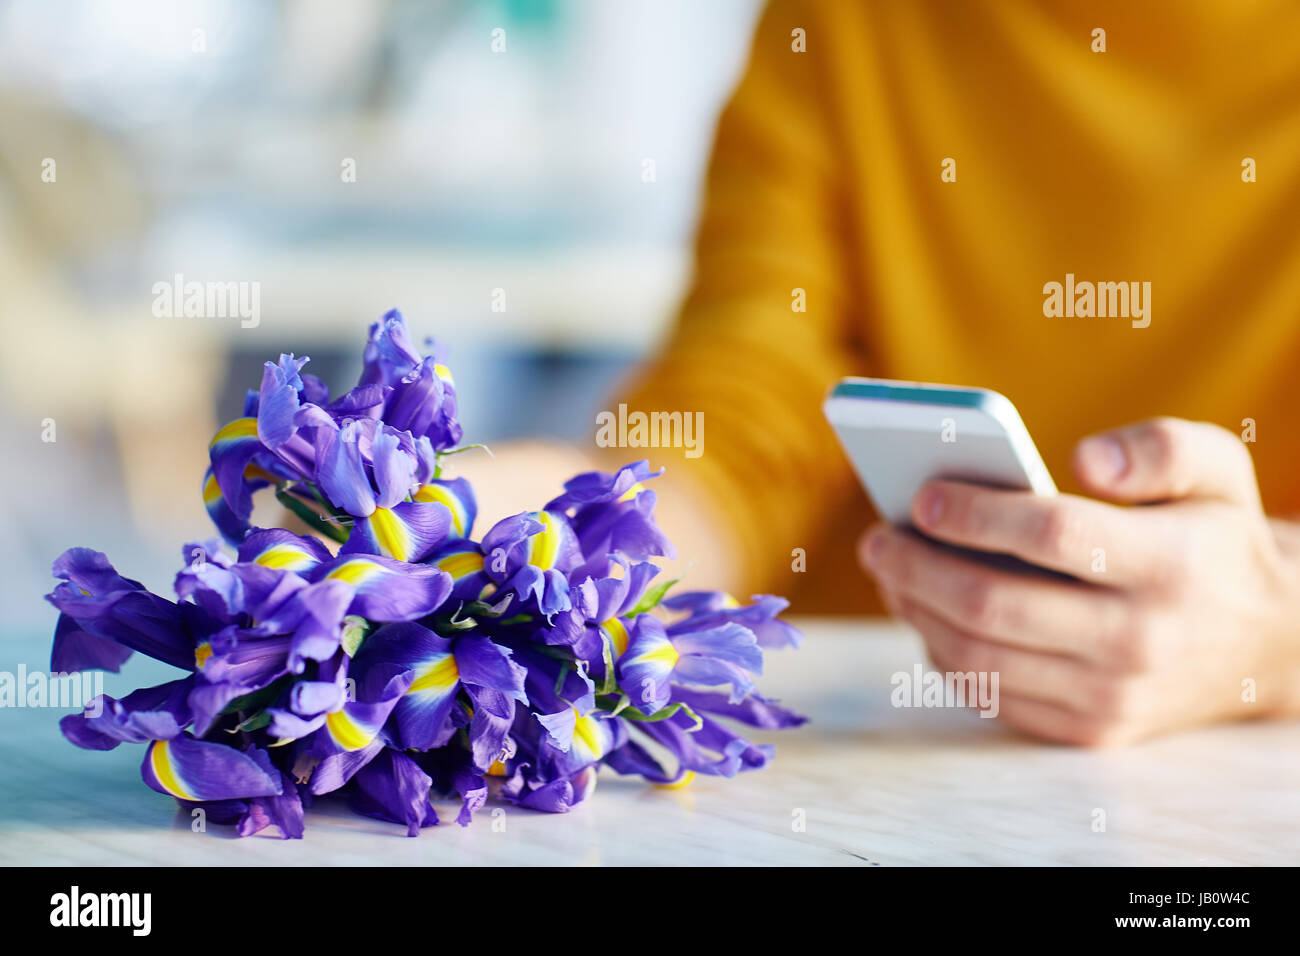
45,311 -> 805,838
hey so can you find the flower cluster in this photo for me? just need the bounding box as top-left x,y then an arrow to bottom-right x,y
46,310 -> 805,838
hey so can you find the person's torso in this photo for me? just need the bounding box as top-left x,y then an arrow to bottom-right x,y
824,0 -> 1300,512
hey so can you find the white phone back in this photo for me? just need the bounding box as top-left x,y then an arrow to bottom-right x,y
823,379 -> 1056,525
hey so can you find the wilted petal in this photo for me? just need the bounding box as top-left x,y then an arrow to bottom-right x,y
348,749 -> 438,837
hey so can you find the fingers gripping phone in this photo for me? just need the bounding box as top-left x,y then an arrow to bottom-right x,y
822,378 -> 1056,525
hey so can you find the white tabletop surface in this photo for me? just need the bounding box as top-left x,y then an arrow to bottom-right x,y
2,619 -> 1296,866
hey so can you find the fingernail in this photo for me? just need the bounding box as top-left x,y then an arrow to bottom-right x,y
1080,436 -> 1127,482
917,486 -> 945,527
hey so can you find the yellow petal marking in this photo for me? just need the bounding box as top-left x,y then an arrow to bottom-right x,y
601,617 -> 630,658
255,544 -> 316,571
149,740 -> 197,801
325,710 -> 374,751
369,507 -> 408,561
413,484 -> 465,536
618,482 -> 646,503
210,417 -> 258,447
634,642 -> 680,668
408,654 -> 459,696
656,770 -> 696,790
529,511 -> 560,570
435,551 -> 484,580
326,559 -> 385,586
572,709 -> 605,761
202,473 -> 222,504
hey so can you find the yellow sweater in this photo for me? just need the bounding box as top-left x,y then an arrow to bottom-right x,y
619,0 -> 1300,614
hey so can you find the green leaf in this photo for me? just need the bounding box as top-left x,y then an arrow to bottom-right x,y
435,603 -> 480,632
438,443 -> 493,459
234,711 -> 271,733
613,700 -> 703,731
595,632 -> 618,696
466,592 -> 518,618
627,576 -> 680,618
219,675 -> 292,716
341,615 -> 370,657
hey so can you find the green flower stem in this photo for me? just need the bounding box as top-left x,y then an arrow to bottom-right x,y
275,485 -> 349,543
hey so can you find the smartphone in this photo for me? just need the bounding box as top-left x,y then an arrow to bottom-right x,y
822,377 -> 1056,525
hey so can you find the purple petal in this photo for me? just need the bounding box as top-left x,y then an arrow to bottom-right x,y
315,419 -> 376,517
60,677 -> 193,751
51,613 -> 133,674
141,736 -> 282,801
370,427 -> 416,508
348,749 -> 438,837
312,554 -> 453,622
339,500 -> 451,564
453,635 -> 527,703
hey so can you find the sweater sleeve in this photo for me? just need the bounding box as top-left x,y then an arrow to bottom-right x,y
615,0 -> 866,597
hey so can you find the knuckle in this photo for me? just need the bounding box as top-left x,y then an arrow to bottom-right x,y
1145,417 -> 1187,471
1033,505 -> 1085,563
929,625 -> 982,671
889,541 -> 915,590
1106,604 -> 1157,672
955,492 -> 988,538
959,578 -> 1002,631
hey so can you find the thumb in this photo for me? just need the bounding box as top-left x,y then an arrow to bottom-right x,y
1071,417 -> 1262,508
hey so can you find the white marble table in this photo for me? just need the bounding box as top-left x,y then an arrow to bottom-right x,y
2,620 -> 1296,866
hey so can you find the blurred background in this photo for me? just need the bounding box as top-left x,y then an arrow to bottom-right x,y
0,0 -> 762,631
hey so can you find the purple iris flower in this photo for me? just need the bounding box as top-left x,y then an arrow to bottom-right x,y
347,621 -> 526,755
663,590 -> 803,650
48,314 -> 806,837
479,510 -> 583,616
48,548 -> 195,672
206,310 -> 463,550
546,460 -> 675,580
619,614 -> 763,713
59,678 -> 194,751
360,310 -> 463,450
547,557 -> 661,666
